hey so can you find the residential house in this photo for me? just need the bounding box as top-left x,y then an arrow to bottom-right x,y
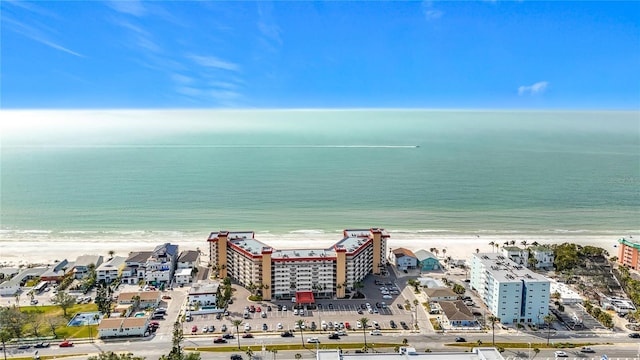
437,300 -> 479,329
144,243 -> 179,286
98,317 -> 149,338
414,250 -> 441,271
122,251 -> 152,285
174,268 -> 193,285
97,256 -> 126,284
177,250 -> 200,269
40,259 -> 70,282
501,246 -> 529,266
188,282 -> 219,307
73,255 -> 104,279
117,291 -> 161,309
529,246 -> 555,269
0,267 -> 47,296
425,287 -> 459,302
390,248 -> 418,270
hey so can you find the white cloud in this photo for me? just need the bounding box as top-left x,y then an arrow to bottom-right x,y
2,16 -> 85,57
107,0 -> 146,17
422,1 -> 444,20
518,81 -> 549,95
188,55 -> 240,72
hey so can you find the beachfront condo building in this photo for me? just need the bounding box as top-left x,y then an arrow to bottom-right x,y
208,228 -> 389,301
617,237 -> 640,270
470,252 -> 550,325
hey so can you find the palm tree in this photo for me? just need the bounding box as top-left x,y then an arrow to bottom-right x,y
544,314 -> 555,345
246,347 -> 254,360
488,241 -> 495,252
520,240 -> 528,247
488,315 -> 500,346
231,319 -> 243,349
442,249 -> 447,258
108,250 -> 115,259
270,348 -> 278,360
475,248 -> 480,254
359,317 -> 369,352
296,319 -> 305,348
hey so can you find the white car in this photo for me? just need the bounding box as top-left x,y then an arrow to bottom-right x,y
369,330 -> 382,336
282,305 -> 287,311
356,321 -> 362,329
554,351 -> 568,358
307,337 -> 320,343
293,309 -> 298,315
244,323 -> 251,331
277,323 -> 283,330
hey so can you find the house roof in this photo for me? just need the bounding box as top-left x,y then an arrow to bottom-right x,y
153,243 -> 179,258
178,250 -> 199,263
75,255 -> 103,267
126,251 -> 153,264
98,317 -> 148,330
97,256 -> 126,272
425,287 -> 458,298
117,291 -> 160,302
439,300 -> 475,321
414,250 -> 438,261
392,248 -> 417,259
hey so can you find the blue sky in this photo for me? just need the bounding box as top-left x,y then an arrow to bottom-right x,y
1,1 -> 639,109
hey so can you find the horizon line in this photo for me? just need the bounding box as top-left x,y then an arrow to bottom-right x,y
1,107 -> 638,112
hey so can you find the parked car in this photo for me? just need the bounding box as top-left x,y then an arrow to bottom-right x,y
390,320 -> 397,329
256,307 -> 261,312
191,326 -> 198,333
59,340 -> 73,347
262,323 -> 268,331
455,337 -> 466,342
221,324 -> 227,332
261,312 -> 267,318
397,303 -> 403,310
554,350 -> 568,358
208,325 -> 215,332
244,323 -> 251,331
214,337 -> 228,344
400,321 -> 409,330
34,342 -> 50,348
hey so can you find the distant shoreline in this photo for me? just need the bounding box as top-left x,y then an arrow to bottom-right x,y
0,232 -> 626,269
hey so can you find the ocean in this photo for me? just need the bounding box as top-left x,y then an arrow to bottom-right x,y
0,109 -> 638,247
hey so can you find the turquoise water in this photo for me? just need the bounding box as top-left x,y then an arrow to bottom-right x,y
1,110 -> 638,241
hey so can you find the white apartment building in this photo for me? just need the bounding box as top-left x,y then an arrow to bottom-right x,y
97,256 -> 126,284
390,248 -> 418,270
174,268 -> 193,285
73,255 -> 104,279
187,282 -> 219,307
208,228 -> 389,301
471,252 -> 550,325
177,250 -> 200,269
144,243 -> 179,285
501,246 -> 529,266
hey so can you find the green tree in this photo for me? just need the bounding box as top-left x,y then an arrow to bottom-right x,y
452,283 -> 466,295
296,319 -> 306,348
95,284 -> 114,317
0,306 -> 26,340
25,309 -> 45,337
359,317 -> 369,352
232,319 -> 243,349
47,316 -> 65,338
544,314 -> 555,345
487,315 -> 500,346
245,347 -> 254,360
51,291 -> 77,318
1,327 -> 12,360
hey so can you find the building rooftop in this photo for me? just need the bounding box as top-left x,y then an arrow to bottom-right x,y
176,268 -> 192,276
152,243 -> 179,259
619,237 -> 640,249
425,287 -> 458,299
474,253 -> 548,283
414,249 -> 438,261
502,246 -> 523,252
126,251 -> 153,264
97,256 -> 126,272
75,255 -> 103,267
0,267 -> 47,288
98,317 -> 148,330
392,248 -> 417,258
189,281 -> 219,295
178,250 -> 200,263
439,300 -> 475,321
117,291 -> 160,302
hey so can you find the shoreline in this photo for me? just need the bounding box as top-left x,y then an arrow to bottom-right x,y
0,232 -> 626,269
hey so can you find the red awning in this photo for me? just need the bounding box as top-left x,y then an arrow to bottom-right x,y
295,291 -> 315,304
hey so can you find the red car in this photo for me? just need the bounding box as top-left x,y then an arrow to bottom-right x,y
191,326 -> 198,333
242,333 -> 254,338
345,322 -> 351,329
214,337 -> 228,343
256,307 -> 261,312
59,340 -> 73,347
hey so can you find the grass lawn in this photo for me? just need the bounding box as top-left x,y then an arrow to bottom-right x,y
18,303 -> 99,340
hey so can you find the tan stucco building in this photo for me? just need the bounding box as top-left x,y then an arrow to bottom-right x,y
208,228 -> 389,300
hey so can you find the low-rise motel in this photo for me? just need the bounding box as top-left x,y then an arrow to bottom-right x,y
208,229 -> 389,300
617,237 -> 640,271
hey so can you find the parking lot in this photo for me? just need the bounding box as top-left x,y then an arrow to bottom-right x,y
185,266 -> 420,338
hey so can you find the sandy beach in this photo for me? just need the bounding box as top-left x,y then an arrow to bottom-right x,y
0,233 -> 623,268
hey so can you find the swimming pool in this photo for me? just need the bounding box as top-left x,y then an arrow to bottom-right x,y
135,312 -> 146,317
67,312 -> 103,327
